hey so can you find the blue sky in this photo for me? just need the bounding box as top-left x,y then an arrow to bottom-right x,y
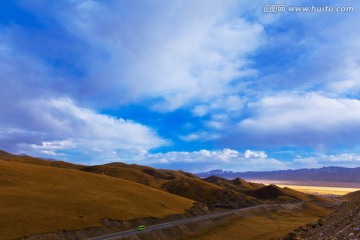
1,0 -> 360,172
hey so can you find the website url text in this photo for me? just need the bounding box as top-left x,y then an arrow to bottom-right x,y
262,5 -> 355,13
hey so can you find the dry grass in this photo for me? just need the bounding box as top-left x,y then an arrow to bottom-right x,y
179,203 -> 329,240
0,160 -> 194,239
82,165 -> 166,189
0,150 -> 83,170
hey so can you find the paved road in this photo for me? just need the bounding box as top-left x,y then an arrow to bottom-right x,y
88,202 -> 303,240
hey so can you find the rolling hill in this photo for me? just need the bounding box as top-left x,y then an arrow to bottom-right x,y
0,150 -> 83,170
81,163 -> 259,209
0,159 -> 195,239
246,184 -> 324,202
203,176 -> 325,203
2,151 -> 260,209
204,176 -> 265,192
1,150 -> 326,208
1,150 -> 331,239
162,177 -> 257,209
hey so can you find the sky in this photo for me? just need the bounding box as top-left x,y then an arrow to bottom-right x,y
1,0 -> 360,172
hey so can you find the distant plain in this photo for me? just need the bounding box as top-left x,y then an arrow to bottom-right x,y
249,180 -> 360,195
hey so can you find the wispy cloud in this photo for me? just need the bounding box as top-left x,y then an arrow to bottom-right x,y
1,1 -> 360,170
227,93 -> 360,148
0,24 -> 167,162
138,148 -> 284,172
0,98 -> 167,162
47,0 -> 264,110
294,152 -> 360,168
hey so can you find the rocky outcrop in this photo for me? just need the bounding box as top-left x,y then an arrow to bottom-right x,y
277,191 -> 360,240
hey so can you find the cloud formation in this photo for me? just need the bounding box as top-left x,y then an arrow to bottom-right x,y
0,97 -> 166,162
244,149 -> 267,159
25,0 -> 264,110
231,94 -> 360,147
1,1 -> 360,170
294,152 -> 360,169
141,148 -> 284,172
0,23 -> 167,162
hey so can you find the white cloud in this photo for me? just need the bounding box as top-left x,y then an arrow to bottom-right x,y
233,93 -> 360,147
244,149 -> 267,159
193,95 -> 244,117
327,56 -> 360,94
255,3 -> 360,97
30,140 -> 75,155
312,13 -> 360,95
186,95 -> 245,141
294,152 -> 360,169
0,98 -> 167,162
145,148 -> 239,164
180,132 -> 220,142
139,148 -> 284,172
54,1 -> 264,111
0,26 -> 168,163
3,1 -> 360,170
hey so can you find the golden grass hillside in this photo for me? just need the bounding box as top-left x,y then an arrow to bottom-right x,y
0,160 -> 194,239
232,177 -> 265,190
81,163 -> 260,208
1,151 -> 327,208
81,164 -> 166,189
179,202 -> 330,240
0,151 -> 257,209
246,184 -> 327,202
204,176 -> 265,192
0,150 -> 83,170
81,163 -> 199,189
162,178 -> 258,208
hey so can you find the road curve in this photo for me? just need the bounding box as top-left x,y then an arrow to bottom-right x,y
88,202 -> 303,240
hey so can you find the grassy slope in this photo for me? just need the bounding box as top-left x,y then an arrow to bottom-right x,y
0,150 -> 83,170
204,176 -> 261,192
343,189 -> 360,200
0,160 -> 194,239
82,164 -> 166,189
81,164 -> 257,208
247,184 -> 327,202
1,150 -> 333,240
203,176 -> 328,204
232,177 -> 265,190
2,151 -> 321,206
179,203 -> 330,240
162,178 -> 223,203
83,163 -> 200,188
0,150 -> 257,209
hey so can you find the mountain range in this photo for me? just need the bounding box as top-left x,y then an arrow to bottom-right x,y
197,167 -> 360,184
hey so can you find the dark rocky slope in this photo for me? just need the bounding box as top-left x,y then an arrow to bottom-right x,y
279,190 -> 360,240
